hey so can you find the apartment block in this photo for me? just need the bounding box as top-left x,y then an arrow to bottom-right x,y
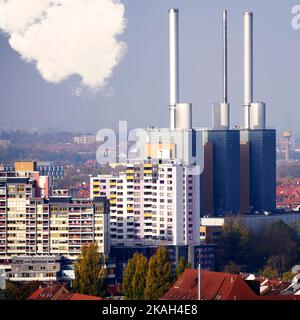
0,175 -> 110,259
90,161 -> 200,247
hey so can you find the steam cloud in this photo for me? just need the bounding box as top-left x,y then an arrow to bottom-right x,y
0,0 -> 126,93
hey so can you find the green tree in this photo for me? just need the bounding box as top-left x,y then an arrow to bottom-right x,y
256,221 -> 300,275
217,215 -> 253,271
176,256 -> 187,278
144,247 -> 173,300
4,281 -> 41,300
123,252 -> 148,300
73,243 -> 106,296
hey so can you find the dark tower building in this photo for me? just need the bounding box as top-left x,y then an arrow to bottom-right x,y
201,11 -> 276,217
240,12 -> 276,213
203,130 -> 241,216
240,129 -> 276,213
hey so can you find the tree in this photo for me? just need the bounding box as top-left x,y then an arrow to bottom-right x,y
4,281 -> 41,300
144,247 -> 173,300
282,271 -> 296,282
259,266 -> 278,280
73,243 -> 106,296
255,221 -> 300,275
216,215 -> 253,272
123,252 -> 148,300
223,261 -> 241,274
176,256 -> 187,278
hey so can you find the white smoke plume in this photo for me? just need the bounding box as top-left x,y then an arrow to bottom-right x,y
0,0 -> 126,92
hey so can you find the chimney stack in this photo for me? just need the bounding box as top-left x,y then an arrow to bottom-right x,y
243,12 -> 253,129
212,10 -> 229,130
169,9 -> 179,130
223,10 -> 228,104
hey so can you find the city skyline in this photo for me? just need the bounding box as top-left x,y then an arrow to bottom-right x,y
1,0 -> 300,307
0,0 -> 300,133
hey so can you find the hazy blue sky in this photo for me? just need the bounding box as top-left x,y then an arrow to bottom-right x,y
0,0 -> 300,134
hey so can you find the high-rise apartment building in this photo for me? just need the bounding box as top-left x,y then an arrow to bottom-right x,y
91,161 -> 200,247
0,175 -> 110,259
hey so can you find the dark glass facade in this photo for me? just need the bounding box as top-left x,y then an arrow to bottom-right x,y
205,130 -> 241,215
241,129 -> 276,213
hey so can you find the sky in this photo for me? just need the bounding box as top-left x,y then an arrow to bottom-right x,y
0,0 -> 300,134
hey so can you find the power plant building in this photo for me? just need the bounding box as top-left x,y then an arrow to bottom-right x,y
240,129 -> 276,213
203,130 -> 241,215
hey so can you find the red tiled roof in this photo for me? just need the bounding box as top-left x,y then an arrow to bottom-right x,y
28,283 -> 64,300
106,284 -> 123,296
28,284 -> 103,300
162,269 -> 258,300
276,182 -> 300,207
68,293 -> 103,300
162,269 -> 300,300
260,280 -> 292,296
28,288 -> 44,300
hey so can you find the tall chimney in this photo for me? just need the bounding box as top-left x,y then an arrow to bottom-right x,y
169,9 -> 179,130
243,11 -> 253,129
223,10 -> 228,104
212,10 -> 229,130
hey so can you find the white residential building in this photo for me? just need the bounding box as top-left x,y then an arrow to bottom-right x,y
90,161 -> 200,247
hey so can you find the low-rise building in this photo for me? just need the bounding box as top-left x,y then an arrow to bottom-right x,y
201,212 -> 300,235
0,140 -> 10,149
8,256 -> 61,282
200,225 -> 223,244
110,244 -> 215,283
73,135 -> 96,145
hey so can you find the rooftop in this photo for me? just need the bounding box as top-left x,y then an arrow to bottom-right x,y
28,283 -> 104,301
162,269 -> 300,300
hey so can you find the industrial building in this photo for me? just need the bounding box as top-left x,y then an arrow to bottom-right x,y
201,10 -> 276,216
110,244 -> 215,283
203,130 -> 241,215
239,12 -> 276,214
240,129 -> 276,213
200,10 -> 241,216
